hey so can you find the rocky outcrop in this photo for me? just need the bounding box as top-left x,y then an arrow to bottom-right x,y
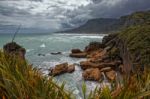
67,64 -> 75,73
80,60 -> 121,70
87,49 -> 107,59
50,63 -> 68,76
69,52 -> 87,58
105,70 -> 116,81
84,42 -> 104,53
69,48 -> 87,58
71,49 -> 82,53
82,68 -> 101,81
49,63 -> 75,76
3,42 -> 26,60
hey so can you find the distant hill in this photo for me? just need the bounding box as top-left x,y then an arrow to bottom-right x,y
58,10 -> 150,34
59,18 -> 123,33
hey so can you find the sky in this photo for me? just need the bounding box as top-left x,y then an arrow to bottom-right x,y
0,0 -> 150,33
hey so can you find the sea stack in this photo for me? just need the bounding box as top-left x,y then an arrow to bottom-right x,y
3,42 -> 26,60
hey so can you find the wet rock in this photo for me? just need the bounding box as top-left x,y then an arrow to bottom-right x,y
80,61 -> 101,70
67,64 -> 75,73
89,58 -> 103,63
51,52 -> 62,55
80,61 -> 118,70
100,67 -> 112,72
38,53 -> 45,56
105,70 -> 116,81
84,42 -> 104,53
71,49 -> 82,53
49,63 -> 76,76
69,52 -> 87,58
50,63 -> 68,76
87,49 -> 107,59
82,68 -> 101,81
3,42 -> 26,60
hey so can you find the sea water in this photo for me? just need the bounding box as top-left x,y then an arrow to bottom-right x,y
0,33 -> 109,98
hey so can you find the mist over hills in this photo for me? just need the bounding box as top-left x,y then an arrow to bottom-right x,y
59,10 -> 150,34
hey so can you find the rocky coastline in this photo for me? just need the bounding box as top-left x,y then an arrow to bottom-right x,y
48,34 -> 126,88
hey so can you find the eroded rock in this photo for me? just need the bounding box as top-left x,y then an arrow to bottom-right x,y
67,64 -> 75,73
82,68 -> 101,81
49,63 -> 75,76
50,63 -> 68,76
69,52 -> 87,58
100,67 -> 112,72
71,49 -> 82,53
84,42 -> 104,53
105,70 -> 116,81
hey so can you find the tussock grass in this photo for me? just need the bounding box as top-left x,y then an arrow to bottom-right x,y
0,51 -> 72,99
81,69 -> 150,99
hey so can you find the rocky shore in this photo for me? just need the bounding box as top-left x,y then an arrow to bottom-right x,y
48,34 -> 126,84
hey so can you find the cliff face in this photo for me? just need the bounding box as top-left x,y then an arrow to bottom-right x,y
60,10 -> 150,34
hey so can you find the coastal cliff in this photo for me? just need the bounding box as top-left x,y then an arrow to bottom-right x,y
60,10 -> 150,34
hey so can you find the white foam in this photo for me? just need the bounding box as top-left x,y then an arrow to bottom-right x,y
40,43 -> 46,48
26,49 -> 34,52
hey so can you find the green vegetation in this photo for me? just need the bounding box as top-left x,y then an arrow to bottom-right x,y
83,70 -> 150,99
121,10 -> 150,26
0,51 -> 72,99
118,25 -> 150,65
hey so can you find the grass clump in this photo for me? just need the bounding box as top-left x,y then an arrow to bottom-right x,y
0,51 -> 72,99
82,69 -> 150,99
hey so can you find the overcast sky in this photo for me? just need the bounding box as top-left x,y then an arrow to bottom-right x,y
0,0 -> 150,33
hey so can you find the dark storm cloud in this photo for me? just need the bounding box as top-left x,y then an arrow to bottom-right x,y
0,0 -> 150,33
88,0 -> 150,18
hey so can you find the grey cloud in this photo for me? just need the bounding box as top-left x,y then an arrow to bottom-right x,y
88,0 -> 150,18
0,0 -> 150,33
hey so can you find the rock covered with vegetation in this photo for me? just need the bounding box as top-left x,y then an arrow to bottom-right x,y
3,42 -> 26,60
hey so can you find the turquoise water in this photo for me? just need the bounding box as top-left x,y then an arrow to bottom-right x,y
0,33 -> 109,98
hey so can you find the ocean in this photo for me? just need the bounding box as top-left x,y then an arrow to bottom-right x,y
0,33 -> 109,98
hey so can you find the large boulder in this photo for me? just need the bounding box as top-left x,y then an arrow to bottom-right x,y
3,42 -> 26,60
105,70 -> 116,81
69,52 -> 87,58
50,63 -> 68,76
82,68 -> 101,81
71,49 -> 82,53
67,64 -> 75,73
49,63 -> 75,76
84,42 -> 104,53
